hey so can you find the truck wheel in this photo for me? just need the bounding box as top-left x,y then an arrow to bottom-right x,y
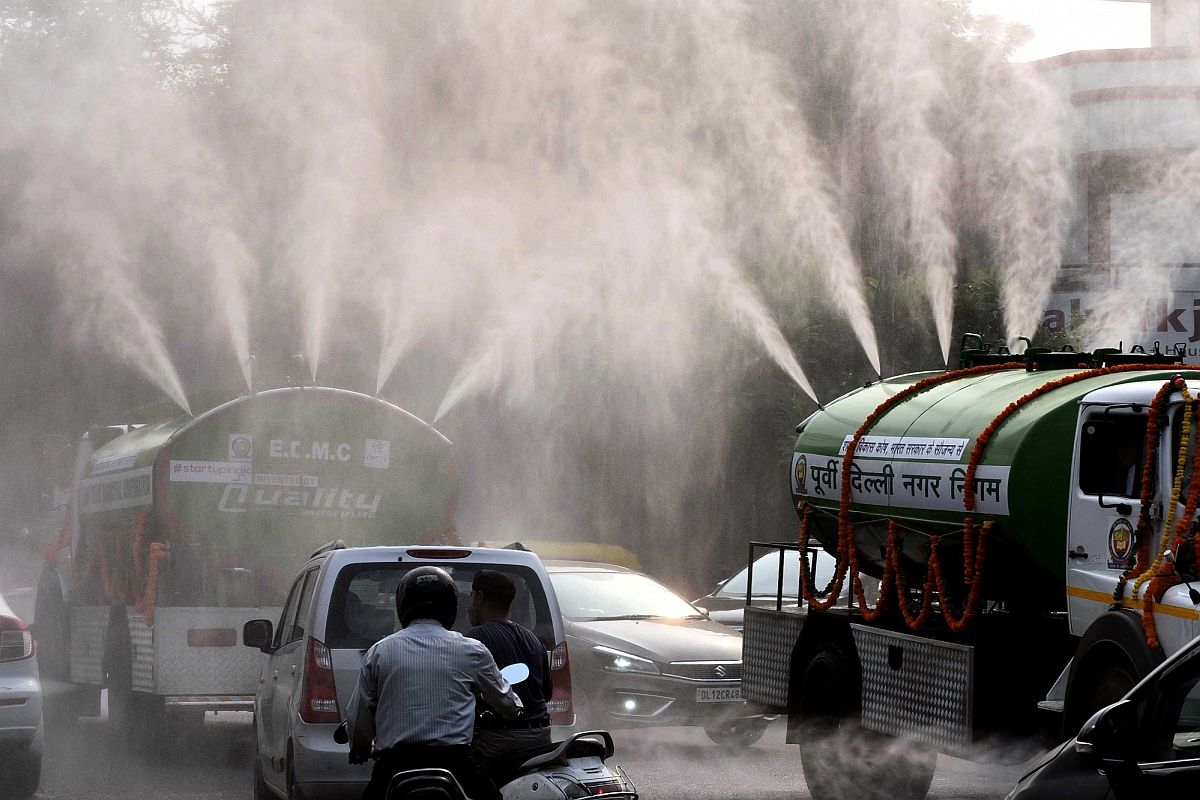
33,569 -> 70,681
104,608 -> 167,754
798,643 -> 935,800
1064,655 -> 1137,735
105,609 -> 136,746
36,573 -> 84,730
703,716 -> 769,748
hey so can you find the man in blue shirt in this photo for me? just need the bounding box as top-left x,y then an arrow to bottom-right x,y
466,570 -> 554,776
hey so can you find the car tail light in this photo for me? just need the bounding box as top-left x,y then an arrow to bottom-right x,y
298,637 -> 340,724
548,641 -> 573,725
0,615 -> 34,662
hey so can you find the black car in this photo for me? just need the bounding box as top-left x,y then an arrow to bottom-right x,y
545,561 -> 769,748
1005,633 -> 1200,799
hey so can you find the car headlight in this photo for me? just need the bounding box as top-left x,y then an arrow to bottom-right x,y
593,645 -> 659,675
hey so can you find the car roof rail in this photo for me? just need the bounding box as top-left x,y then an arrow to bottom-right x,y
309,539 -> 347,559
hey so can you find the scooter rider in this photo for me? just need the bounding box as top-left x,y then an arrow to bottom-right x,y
466,571 -> 554,776
346,566 -> 523,800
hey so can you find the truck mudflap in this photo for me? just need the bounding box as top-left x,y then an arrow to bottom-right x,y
742,606 -> 805,709
851,625 -> 974,752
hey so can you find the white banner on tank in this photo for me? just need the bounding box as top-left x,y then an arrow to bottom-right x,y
839,435 -> 969,461
169,460 -> 253,484
792,452 -> 1010,515
79,467 -> 153,512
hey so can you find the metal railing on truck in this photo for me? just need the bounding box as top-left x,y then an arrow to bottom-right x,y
744,541 -> 827,611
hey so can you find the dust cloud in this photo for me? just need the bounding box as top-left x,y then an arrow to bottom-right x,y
0,1 -> 1075,593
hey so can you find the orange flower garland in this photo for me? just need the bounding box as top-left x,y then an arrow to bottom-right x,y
819,361 -> 1023,617
1114,380 -> 1177,603
798,361 -> 1200,636
135,542 -> 167,628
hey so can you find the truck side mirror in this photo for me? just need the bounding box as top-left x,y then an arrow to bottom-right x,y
243,619 -> 275,653
1074,699 -> 1138,768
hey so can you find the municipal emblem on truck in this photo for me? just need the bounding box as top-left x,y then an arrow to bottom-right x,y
229,433 -> 253,461
794,453 -> 807,494
1108,518 -> 1134,569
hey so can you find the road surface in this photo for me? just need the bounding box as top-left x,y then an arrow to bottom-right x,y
31,710 -> 1029,799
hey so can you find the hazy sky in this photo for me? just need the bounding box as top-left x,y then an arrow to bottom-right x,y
969,0 -> 1151,61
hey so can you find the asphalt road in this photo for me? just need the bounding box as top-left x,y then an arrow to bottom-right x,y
30,710 -> 1030,800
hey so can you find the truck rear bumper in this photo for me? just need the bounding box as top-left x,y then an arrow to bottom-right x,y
163,694 -> 255,712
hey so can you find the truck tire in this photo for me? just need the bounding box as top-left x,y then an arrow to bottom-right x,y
35,570 -> 82,729
104,607 -> 135,746
703,716 -> 769,748
798,643 -> 935,800
103,606 -> 166,754
33,569 -> 70,681
1064,652 -> 1138,736
1063,610 -> 1158,736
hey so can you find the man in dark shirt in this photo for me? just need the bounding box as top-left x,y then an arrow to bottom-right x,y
466,570 -> 554,776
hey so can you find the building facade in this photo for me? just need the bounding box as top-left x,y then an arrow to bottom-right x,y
1038,0 -> 1200,353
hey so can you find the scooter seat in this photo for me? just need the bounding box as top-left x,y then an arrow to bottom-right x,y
488,732 -> 614,787
516,730 -> 615,771
384,767 -> 469,800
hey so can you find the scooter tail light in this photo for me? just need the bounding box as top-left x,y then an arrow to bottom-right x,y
548,640 -> 573,726
299,637 -> 340,724
0,615 -> 34,662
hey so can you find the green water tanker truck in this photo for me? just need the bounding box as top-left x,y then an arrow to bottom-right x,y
741,340 -> 1200,800
33,386 -> 456,745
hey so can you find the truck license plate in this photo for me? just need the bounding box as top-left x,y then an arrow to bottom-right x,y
696,686 -> 741,703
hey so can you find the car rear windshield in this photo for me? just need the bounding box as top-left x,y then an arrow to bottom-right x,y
551,571 -> 701,621
325,562 -> 555,650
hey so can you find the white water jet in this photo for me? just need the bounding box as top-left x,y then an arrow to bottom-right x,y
0,8 -> 206,413
338,0 -> 872,400
960,53 -> 1071,348
229,1 -> 390,383
845,0 -> 957,364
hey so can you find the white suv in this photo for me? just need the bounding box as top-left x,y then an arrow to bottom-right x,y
243,543 -> 572,800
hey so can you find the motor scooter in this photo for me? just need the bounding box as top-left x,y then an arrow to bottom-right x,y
333,663 -> 638,800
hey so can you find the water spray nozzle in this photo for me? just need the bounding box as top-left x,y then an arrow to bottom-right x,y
245,354 -> 256,395
287,354 -> 313,388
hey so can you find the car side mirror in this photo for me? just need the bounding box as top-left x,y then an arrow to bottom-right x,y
1075,699 -> 1138,768
243,619 -> 275,653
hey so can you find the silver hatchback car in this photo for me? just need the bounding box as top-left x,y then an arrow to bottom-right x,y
243,543 -> 572,800
0,591 -> 42,799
